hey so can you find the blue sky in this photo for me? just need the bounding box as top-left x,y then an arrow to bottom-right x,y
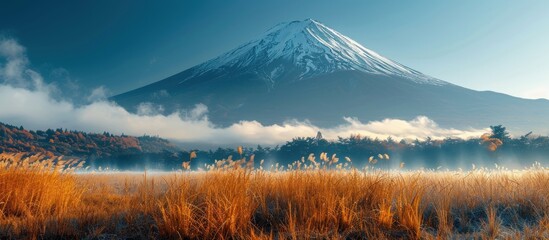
1,0 -> 548,99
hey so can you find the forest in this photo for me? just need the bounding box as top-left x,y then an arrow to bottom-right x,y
1,122 -> 547,170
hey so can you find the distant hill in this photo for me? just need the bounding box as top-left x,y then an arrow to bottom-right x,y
0,122 -> 181,167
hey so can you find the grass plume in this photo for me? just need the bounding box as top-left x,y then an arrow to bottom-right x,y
0,153 -> 548,239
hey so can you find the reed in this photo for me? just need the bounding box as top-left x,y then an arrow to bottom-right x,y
0,153 -> 548,239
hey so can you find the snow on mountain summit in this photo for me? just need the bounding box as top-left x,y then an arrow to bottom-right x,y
195,19 -> 447,85
113,19 -> 549,132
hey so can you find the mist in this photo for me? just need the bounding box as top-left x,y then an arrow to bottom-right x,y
0,37 -> 489,146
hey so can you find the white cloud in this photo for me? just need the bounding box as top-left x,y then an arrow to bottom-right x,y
0,84 -> 74,129
0,37 -> 30,87
0,37 -> 489,145
0,37 -> 60,94
0,38 -> 25,57
0,83 -> 487,144
136,102 -> 165,116
87,85 -> 109,102
188,103 -> 208,119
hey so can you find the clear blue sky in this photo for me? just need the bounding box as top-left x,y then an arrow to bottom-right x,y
1,0 -> 548,99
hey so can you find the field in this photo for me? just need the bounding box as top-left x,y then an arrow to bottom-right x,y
1,153 -> 549,239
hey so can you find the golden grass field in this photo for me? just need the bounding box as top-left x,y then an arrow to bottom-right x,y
1,153 -> 548,239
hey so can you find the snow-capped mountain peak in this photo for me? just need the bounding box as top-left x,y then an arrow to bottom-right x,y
114,19 -> 549,133
195,19 -> 446,85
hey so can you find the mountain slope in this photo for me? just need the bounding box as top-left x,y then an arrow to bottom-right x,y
0,122 -> 179,157
112,19 -> 549,133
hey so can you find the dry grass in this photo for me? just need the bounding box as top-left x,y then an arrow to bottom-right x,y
1,153 -> 549,239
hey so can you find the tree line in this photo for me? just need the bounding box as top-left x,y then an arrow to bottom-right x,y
2,122 -> 548,170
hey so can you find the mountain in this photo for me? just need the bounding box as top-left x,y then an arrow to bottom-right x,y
193,19 -> 445,86
112,19 -> 549,133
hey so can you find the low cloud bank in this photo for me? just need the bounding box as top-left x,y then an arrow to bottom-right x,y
0,37 -> 488,145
